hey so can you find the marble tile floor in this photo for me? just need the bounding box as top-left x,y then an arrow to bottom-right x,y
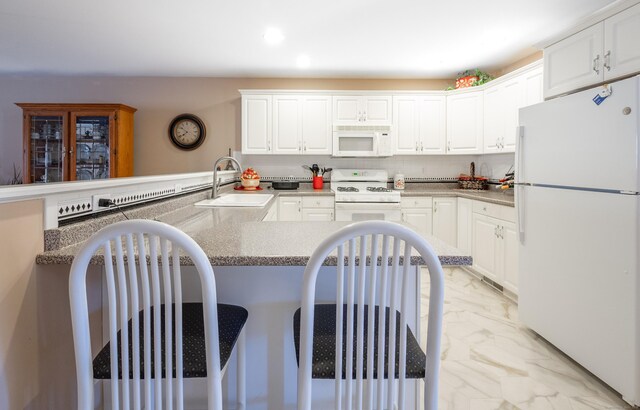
421,267 -> 633,410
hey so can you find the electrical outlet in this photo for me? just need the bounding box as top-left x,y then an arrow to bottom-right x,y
92,194 -> 112,210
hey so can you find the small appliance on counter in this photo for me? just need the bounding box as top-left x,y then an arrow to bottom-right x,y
271,180 -> 300,190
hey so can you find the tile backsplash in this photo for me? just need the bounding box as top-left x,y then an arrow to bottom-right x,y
238,152 -> 515,181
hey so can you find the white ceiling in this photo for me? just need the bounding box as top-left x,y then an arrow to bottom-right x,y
0,0 -> 618,78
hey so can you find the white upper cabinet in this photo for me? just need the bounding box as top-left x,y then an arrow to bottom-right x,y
603,3 -> 640,81
273,95 -> 302,155
393,95 -> 446,155
523,67 -> 544,106
420,96 -> 447,154
244,93 -> 332,155
242,95 -> 272,154
446,90 -> 483,154
301,96 -> 332,155
544,24 -> 604,99
484,63 -> 542,153
544,3 -> 640,99
393,96 -> 419,154
483,86 -> 503,153
333,95 -> 392,125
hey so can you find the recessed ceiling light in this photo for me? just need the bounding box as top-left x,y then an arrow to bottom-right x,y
263,28 -> 284,45
297,55 -> 311,69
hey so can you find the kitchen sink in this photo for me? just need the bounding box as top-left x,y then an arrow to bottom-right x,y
194,193 -> 274,208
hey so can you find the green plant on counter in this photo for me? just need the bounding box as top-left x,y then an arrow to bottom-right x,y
446,68 -> 495,90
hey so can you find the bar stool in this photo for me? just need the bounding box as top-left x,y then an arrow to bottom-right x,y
69,219 -> 247,410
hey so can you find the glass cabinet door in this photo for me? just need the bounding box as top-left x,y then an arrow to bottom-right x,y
28,113 -> 66,183
71,113 -> 113,181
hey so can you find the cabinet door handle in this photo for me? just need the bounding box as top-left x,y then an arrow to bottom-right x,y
298,141 -> 302,152
604,50 -> 611,71
69,146 -> 74,155
593,54 -> 600,75
363,111 -> 367,122
268,141 -> 271,151
420,141 -> 424,152
303,142 -> 307,152
416,141 -> 419,152
358,111 -> 362,122
447,141 -> 451,152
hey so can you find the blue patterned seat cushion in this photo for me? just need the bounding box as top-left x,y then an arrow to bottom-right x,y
293,304 -> 426,379
93,303 -> 247,379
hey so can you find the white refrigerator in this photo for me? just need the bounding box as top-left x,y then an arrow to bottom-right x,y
517,75 -> 639,406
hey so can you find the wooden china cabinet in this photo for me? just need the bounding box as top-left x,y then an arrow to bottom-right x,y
16,103 -> 137,183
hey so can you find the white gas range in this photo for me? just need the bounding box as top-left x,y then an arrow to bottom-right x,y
330,169 -> 402,222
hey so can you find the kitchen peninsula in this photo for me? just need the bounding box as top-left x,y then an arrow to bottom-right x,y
28,178 -> 475,409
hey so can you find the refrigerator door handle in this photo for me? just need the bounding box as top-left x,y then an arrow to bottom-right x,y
516,125 -> 524,183
517,184 -> 525,242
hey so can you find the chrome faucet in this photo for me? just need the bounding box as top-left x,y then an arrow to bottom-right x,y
212,156 -> 243,199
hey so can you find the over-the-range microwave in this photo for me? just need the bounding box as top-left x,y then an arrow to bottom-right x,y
332,125 -> 393,157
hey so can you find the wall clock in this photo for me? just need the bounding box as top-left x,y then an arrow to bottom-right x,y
168,114 -> 206,150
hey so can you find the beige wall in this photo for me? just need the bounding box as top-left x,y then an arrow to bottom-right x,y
0,200 -> 42,409
0,76 -> 451,184
0,199 -> 103,409
495,51 -> 543,77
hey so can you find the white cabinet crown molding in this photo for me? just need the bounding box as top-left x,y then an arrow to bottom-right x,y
239,60 -> 543,98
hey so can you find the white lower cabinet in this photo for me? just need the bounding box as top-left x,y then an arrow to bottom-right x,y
456,197 -> 472,254
301,196 -> 335,221
471,201 -> 518,294
401,196 -> 433,237
278,195 -> 335,221
501,220 -> 519,293
278,196 -> 302,221
262,201 -> 278,221
433,197 -> 457,247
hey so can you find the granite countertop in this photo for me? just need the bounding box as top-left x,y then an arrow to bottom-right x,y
262,181 -> 515,206
36,183 -> 470,267
38,181 -> 515,267
399,182 -> 515,207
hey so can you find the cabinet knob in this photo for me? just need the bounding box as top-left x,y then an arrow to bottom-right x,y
593,54 -> 600,75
